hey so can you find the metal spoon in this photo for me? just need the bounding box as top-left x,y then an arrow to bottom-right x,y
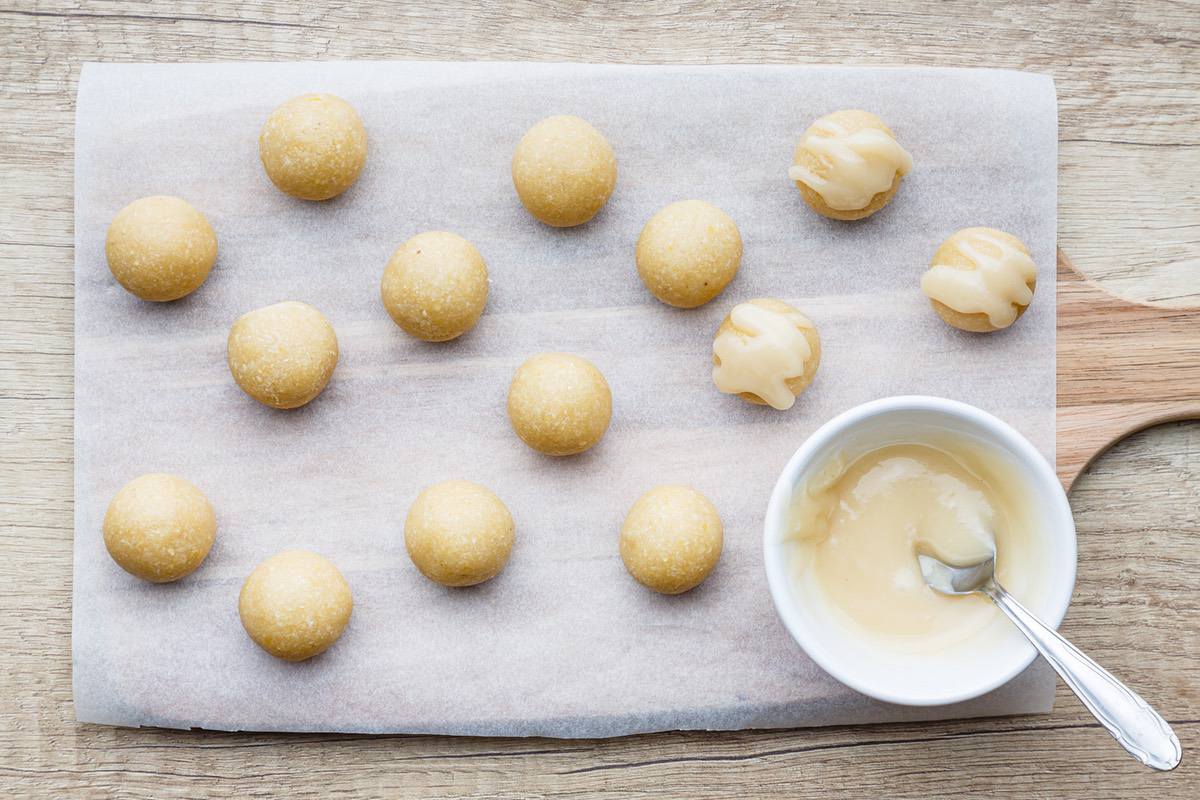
917,548 -> 1182,771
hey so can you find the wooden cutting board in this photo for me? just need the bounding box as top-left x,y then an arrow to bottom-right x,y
1057,250 -> 1200,490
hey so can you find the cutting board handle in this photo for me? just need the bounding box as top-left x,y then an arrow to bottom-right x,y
1057,249 -> 1200,490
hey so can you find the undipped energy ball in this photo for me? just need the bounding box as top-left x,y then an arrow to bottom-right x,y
920,227 -> 1038,333
381,231 -> 489,342
511,115 -> 617,227
227,301 -> 339,409
620,485 -> 723,595
238,550 -> 354,662
507,352 -> 612,456
103,473 -> 216,583
105,195 -> 218,301
259,93 -> 368,201
405,480 -> 515,587
636,200 -> 742,308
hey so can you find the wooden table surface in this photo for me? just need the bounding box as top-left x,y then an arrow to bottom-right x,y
1,2 -> 1196,797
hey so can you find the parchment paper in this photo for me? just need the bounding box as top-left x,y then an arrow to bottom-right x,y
73,62 -> 1058,736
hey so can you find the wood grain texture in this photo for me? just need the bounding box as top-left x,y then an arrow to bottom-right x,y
0,1 -> 1196,797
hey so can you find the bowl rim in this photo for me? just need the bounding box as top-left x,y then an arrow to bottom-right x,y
762,394 -> 1078,706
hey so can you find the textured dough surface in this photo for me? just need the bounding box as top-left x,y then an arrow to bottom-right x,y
381,231 -> 489,342
227,301 -> 339,409
511,115 -> 617,227
238,550 -> 353,662
102,473 -> 216,583
620,485 -> 724,595
104,195 -> 217,301
507,352 -> 612,456
405,480 -> 515,587
259,93 -> 367,201
792,110 -> 906,221
713,298 -> 822,407
925,227 -> 1037,333
636,200 -> 742,308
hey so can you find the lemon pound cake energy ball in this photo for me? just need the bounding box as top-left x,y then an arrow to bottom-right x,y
405,481 -> 515,587
239,550 -> 353,662
507,353 -> 612,456
227,301 -> 339,409
103,473 -> 216,583
105,195 -> 217,301
788,110 -> 913,221
381,231 -> 489,342
636,200 -> 742,308
620,485 -> 724,595
921,227 -> 1037,333
511,115 -> 617,227
712,298 -> 822,411
259,93 -> 367,201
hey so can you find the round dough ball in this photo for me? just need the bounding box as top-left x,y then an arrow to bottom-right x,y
227,301 -> 339,409
712,298 -> 822,410
259,93 -> 367,201
790,110 -> 912,221
511,115 -> 617,227
636,200 -> 742,308
103,473 -> 216,583
105,196 -> 217,301
507,352 -> 612,456
922,227 -> 1038,333
620,485 -> 723,595
405,480 -> 515,587
238,550 -> 353,662
381,231 -> 489,342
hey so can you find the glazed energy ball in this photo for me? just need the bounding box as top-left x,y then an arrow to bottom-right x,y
620,485 -> 724,595
239,550 -> 353,662
227,301 -> 339,409
788,109 -> 912,221
511,115 -> 617,227
405,480 -> 515,587
103,473 -> 216,583
259,93 -> 367,201
636,200 -> 742,308
921,227 -> 1037,333
507,352 -> 612,456
105,195 -> 217,301
712,298 -> 822,410
381,231 -> 489,342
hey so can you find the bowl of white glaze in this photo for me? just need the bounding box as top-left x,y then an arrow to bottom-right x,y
763,395 -> 1077,706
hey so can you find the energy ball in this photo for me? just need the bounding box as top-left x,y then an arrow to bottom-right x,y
238,550 -> 353,662
712,298 -> 822,410
788,109 -> 912,221
102,473 -> 216,583
227,301 -> 339,409
511,115 -> 617,227
620,485 -> 723,595
381,231 -> 489,342
259,93 -> 367,201
404,480 -> 515,587
105,195 -> 217,301
921,227 -> 1038,333
507,352 -> 612,456
636,200 -> 742,308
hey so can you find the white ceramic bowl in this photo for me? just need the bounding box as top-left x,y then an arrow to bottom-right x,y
763,395 -> 1077,706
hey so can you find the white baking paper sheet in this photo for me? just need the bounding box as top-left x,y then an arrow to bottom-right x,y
73,62 -> 1058,736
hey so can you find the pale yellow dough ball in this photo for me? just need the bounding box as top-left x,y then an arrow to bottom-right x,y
405,480 -> 515,587
507,352 -> 612,456
511,115 -> 617,227
712,298 -> 822,409
381,231 -> 489,342
636,200 -> 742,308
259,93 -> 367,201
103,473 -> 216,583
923,227 -> 1038,333
238,550 -> 353,662
620,485 -> 723,595
105,195 -> 217,301
227,301 -> 339,409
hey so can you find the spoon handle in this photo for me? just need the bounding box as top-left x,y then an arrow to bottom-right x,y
983,581 -> 1181,770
